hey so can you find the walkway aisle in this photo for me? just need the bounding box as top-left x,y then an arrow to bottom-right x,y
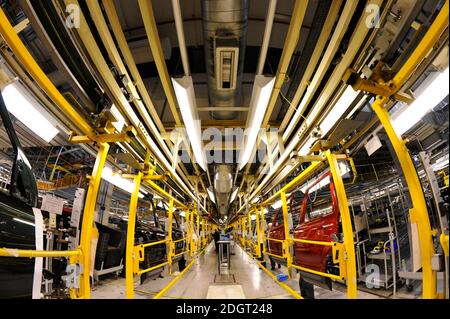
138,242 -> 297,299
91,241 -> 380,299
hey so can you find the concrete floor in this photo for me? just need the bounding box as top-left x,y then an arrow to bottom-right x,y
91,242 -> 388,299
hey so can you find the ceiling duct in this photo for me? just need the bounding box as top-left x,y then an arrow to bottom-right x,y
202,0 -> 248,120
214,165 -> 233,216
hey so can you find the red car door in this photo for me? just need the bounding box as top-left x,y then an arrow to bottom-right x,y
293,173 -> 339,272
268,208 -> 284,257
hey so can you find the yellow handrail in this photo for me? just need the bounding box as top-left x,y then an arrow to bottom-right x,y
288,238 -> 336,247
290,263 -> 343,281
137,261 -> 170,275
0,248 -> 81,258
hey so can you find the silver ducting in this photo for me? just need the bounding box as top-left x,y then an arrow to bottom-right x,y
202,0 -> 248,120
214,165 -> 233,216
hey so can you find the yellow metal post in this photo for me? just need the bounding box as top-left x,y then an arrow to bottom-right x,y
125,172 -> 143,299
167,198 -> 174,274
185,210 -> 191,256
190,209 -> 195,256
372,98 -> 437,298
242,217 -> 247,249
326,152 -> 357,298
281,192 -> 292,277
196,212 -> 200,252
201,219 -> 206,248
78,143 -> 109,298
248,210 -> 252,253
255,207 -> 262,258
260,206 -> 267,256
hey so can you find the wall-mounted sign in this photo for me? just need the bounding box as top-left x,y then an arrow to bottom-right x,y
364,134 -> 383,156
41,194 -> 64,215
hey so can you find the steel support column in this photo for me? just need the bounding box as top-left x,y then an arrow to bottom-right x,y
255,207 -> 262,258
78,143 -> 110,298
326,152 -> 357,298
167,198 -> 174,274
125,172 -> 143,299
372,98 -> 437,298
281,192 -> 292,277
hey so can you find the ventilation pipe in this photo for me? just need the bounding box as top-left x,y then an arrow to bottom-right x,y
202,0 -> 248,120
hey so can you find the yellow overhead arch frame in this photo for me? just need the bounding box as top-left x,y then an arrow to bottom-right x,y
348,0 -> 448,298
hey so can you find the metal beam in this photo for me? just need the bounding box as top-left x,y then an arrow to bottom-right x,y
257,0 -> 277,75
138,0 -> 181,125
261,0 -> 309,126
125,172 -> 142,299
78,143 -> 109,298
282,0 -> 357,140
171,0 -> 190,76
279,0 -> 343,133
101,0 -> 165,134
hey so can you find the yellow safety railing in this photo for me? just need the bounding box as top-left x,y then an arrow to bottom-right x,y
0,248 -> 81,258
264,237 -> 287,260
288,238 -> 347,281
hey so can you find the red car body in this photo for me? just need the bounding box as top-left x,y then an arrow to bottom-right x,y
267,209 -> 285,259
267,172 -> 340,275
293,172 -> 339,273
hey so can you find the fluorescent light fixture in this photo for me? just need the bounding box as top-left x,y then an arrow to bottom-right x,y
392,67 -> 449,136
251,196 -> 260,204
207,187 -> 216,204
101,166 -> 144,198
300,162 -> 350,193
320,86 -> 360,137
271,199 -> 282,209
171,76 -> 206,171
229,187 -> 239,204
13,217 -> 34,227
109,104 -> 126,133
433,154 -> 449,171
239,75 -> 275,170
297,136 -> 317,156
157,201 -> 165,209
2,83 -> 58,142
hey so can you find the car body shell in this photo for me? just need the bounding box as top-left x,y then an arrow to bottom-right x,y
267,172 -> 340,273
